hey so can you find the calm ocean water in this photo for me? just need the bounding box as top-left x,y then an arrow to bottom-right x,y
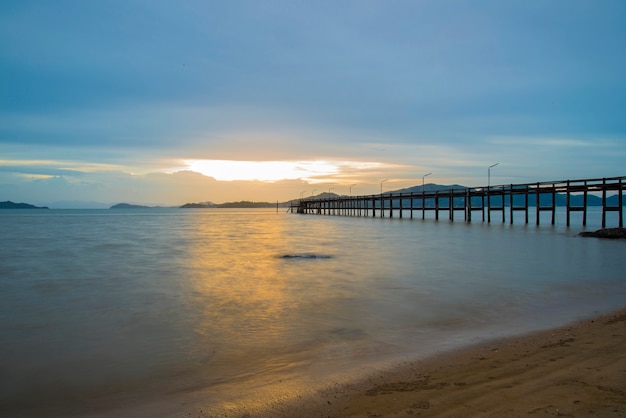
1,207 -> 625,416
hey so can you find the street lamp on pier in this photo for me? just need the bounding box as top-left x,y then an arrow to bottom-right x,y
349,184 -> 356,196
421,173 -> 431,220
487,163 -> 499,223
380,179 -> 389,194
422,172 -> 432,191
488,163 -> 499,188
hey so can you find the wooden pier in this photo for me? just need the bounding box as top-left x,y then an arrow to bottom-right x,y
292,176 -> 625,228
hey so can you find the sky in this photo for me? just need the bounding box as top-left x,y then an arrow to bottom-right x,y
1,0 -> 625,207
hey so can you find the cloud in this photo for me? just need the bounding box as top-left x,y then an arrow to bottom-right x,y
1,1 -> 625,205
487,137 -> 596,148
0,164 -> 84,177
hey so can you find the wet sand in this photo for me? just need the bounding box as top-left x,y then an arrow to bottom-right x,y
198,307 -> 626,418
33,307 -> 626,417
313,307 -> 626,418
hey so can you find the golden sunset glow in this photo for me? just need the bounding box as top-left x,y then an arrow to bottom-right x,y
184,159 -> 383,182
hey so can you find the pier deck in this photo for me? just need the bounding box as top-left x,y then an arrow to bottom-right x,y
292,176 -> 625,228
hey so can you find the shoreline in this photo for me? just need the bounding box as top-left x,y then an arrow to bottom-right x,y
318,307 -> 626,417
188,306 -> 626,417
18,307 -> 626,417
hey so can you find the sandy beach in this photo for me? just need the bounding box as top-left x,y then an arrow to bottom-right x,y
308,307 -> 626,418
18,307 -> 626,418
193,307 -> 626,418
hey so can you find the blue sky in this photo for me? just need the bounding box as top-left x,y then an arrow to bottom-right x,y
1,0 -> 625,206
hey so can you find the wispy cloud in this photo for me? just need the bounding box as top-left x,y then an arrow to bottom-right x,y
1,1 -> 625,205
487,136 -> 596,148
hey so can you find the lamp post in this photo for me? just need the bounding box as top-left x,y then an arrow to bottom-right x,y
487,163 -> 499,223
488,163 -> 499,188
380,179 -> 388,195
328,187 -> 334,195
348,184 -> 357,216
380,179 -> 389,217
311,189 -> 317,198
421,173 -> 431,220
422,172 -> 432,191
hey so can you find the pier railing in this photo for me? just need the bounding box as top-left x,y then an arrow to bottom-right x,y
292,176 -> 625,228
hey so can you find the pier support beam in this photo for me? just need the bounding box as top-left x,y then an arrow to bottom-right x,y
294,176 -> 625,228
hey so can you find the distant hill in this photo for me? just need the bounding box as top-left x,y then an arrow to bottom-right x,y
0,201 -> 49,209
215,201 -> 276,208
109,203 -> 174,209
110,203 -> 153,209
110,202 -> 177,209
180,201 -> 278,208
180,202 -> 214,208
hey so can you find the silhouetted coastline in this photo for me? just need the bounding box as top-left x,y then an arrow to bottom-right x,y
0,201 -> 48,209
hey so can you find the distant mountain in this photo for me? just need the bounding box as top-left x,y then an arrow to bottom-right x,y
215,201 -> 276,208
110,203 -> 153,209
0,201 -> 49,209
180,201 -> 279,208
607,195 -> 625,207
180,202 -> 215,208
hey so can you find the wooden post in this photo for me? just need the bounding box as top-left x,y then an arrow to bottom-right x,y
501,186 -> 506,223
468,193 -> 473,222
566,180 -> 571,227
617,179 -> 624,228
487,186 -> 491,223
509,185 -> 514,225
463,187 -> 470,222
524,185 -> 529,224
602,178 -> 607,228
583,182 -> 587,226
449,190 -> 454,221
536,183 -> 541,225
551,185 -> 556,225
482,193 -> 486,222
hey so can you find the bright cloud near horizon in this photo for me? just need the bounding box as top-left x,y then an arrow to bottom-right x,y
1,1 -> 625,207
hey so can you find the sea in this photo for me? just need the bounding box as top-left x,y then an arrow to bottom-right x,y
0,207 -> 625,416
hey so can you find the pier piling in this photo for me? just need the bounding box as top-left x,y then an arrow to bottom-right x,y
294,176 -> 625,228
